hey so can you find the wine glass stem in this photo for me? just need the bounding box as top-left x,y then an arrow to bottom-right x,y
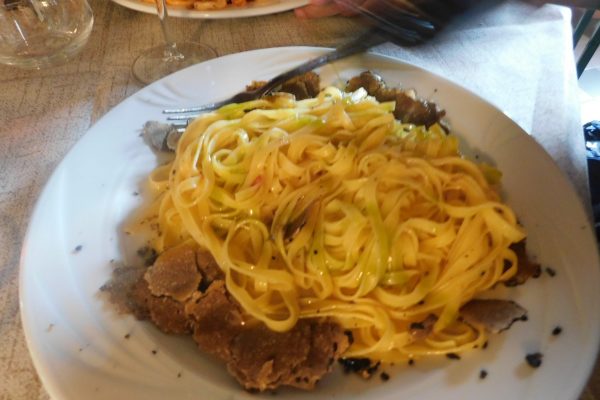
155,0 -> 181,59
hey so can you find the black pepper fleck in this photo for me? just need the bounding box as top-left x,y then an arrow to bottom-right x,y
479,369 -> 488,380
177,372 -> 182,378
446,353 -> 461,360
380,372 -> 390,381
482,341 -> 488,350
151,349 -> 158,355
525,352 -> 543,368
73,245 -> 82,253
338,358 -> 372,374
410,322 -> 425,330
366,361 -> 381,376
552,326 -> 563,336
546,267 -> 557,277
344,330 -> 354,345
408,359 -> 415,366
124,333 -> 130,339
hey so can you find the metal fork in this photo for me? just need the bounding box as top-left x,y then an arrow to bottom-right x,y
162,27 -> 392,126
154,0 -> 458,136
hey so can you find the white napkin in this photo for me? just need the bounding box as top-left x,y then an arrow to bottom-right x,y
376,1 -> 590,214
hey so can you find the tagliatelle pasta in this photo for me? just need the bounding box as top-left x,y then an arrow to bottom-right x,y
136,86 -> 525,363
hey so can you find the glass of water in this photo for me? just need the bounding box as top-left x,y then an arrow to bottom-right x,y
0,0 -> 94,69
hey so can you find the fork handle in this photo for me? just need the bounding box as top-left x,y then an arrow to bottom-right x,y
255,28 -> 389,97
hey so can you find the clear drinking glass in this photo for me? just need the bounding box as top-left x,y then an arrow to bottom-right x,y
132,0 -> 217,85
0,0 -> 94,69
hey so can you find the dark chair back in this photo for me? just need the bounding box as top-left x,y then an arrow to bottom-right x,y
573,9 -> 600,78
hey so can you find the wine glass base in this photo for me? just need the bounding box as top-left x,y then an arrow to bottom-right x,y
132,41 -> 217,85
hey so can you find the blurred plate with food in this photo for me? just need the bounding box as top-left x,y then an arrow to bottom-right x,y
111,0 -> 309,19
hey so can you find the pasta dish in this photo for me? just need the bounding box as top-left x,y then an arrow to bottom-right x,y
134,82 -> 526,369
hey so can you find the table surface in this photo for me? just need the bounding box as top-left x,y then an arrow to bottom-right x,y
0,0 -> 598,399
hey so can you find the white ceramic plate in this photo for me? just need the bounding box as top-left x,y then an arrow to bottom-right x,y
111,0 -> 308,19
20,47 -> 600,400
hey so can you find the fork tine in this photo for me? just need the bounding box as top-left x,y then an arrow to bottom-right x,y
163,101 -> 224,114
166,114 -> 198,121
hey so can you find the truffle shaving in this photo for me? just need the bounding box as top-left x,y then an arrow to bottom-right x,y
460,299 -> 527,334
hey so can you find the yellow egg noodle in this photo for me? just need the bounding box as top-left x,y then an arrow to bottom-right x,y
139,87 -> 525,363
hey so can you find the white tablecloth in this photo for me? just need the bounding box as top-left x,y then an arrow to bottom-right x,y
0,1 -> 597,398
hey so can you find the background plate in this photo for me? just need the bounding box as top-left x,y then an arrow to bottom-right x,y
19,47 -> 600,400
111,0 -> 308,19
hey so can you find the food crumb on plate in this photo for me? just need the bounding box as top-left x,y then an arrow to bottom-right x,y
552,326 -> 563,336
525,352 -> 543,368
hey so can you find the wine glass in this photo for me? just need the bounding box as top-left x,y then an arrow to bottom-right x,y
0,0 -> 94,69
132,0 -> 217,85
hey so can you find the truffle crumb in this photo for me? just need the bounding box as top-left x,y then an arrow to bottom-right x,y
339,358 -> 371,374
343,330 -> 354,345
552,326 -> 563,336
410,322 -> 425,330
525,352 -> 543,368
